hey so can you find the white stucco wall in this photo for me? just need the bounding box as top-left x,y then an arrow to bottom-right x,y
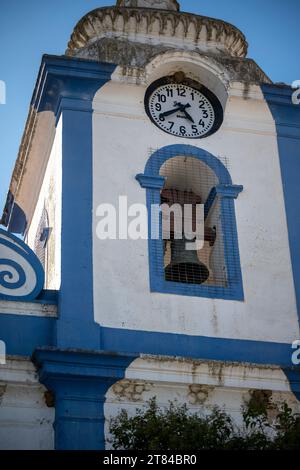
92,66 -> 299,344
104,356 -> 300,448
26,117 -> 62,291
0,358 -> 54,450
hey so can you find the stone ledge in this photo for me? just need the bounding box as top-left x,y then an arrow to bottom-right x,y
0,300 -> 57,318
66,6 -> 248,59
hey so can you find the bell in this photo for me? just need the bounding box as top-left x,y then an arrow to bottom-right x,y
165,237 -> 210,285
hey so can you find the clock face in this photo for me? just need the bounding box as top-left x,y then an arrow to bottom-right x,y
145,77 -> 223,139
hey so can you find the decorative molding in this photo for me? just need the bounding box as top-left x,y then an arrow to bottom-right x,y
117,0 -> 180,10
126,355 -> 292,393
135,173 -> 165,189
69,36 -> 271,86
0,229 -> 44,301
204,185 -> 243,221
0,300 -> 57,318
0,357 -> 39,385
215,184 -> 244,199
111,379 -> 151,402
66,6 -> 248,59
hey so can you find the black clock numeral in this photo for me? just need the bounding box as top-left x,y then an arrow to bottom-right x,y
159,115 -> 165,122
155,103 -> 162,111
177,88 -> 186,97
157,94 -> 167,103
202,110 -> 208,118
168,121 -> 174,130
179,125 -> 186,135
192,125 -> 198,134
199,100 -> 205,109
199,119 -> 205,127
166,89 -> 173,98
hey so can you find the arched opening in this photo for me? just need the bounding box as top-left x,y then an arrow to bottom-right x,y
137,144 -> 244,300
159,155 -> 226,287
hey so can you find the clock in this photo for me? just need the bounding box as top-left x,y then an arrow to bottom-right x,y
144,76 -> 223,139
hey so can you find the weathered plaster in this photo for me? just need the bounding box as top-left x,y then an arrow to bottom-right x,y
66,6 -> 248,59
72,37 -> 270,85
112,379 -> 152,401
0,357 -> 54,450
117,0 -> 180,10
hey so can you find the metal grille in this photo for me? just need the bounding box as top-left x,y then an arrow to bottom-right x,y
34,206 -> 50,270
147,148 -> 233,289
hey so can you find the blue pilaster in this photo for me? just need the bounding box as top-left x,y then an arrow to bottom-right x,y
32,56 -> 117,350
33,348 -> 138,450
262,84 -> 300,327
57,98 -> 99,349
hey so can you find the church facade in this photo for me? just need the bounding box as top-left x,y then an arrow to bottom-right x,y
0,0 -> 300,449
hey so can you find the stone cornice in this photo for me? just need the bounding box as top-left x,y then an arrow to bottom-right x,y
66,6 -> 248,59
117,0 -> 180,10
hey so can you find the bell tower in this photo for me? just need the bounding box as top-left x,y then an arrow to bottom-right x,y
1,0 -> 300,450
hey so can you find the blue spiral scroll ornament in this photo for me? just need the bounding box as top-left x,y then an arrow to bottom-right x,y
0,228 -> 45,301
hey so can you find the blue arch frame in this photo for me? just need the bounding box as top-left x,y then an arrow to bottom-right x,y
136,144 -> 244,300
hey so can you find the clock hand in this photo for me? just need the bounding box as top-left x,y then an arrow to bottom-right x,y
175,102 -> 195,123
182,109 -> 194,123
159,106 -> 182,118
159,103 -> 191,119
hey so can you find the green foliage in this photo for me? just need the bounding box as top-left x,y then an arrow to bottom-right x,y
272,402 -> 300,450
242,390 -> 272,430
109,394 -> 300,450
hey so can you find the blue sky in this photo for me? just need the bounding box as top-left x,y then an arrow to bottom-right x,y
0,0 -> 299,218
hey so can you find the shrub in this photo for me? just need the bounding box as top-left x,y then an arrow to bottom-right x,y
109,395 -> 300,450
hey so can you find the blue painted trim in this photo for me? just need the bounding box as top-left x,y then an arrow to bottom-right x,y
48,58 -> 117,350
2,55 -> 117,228
204,187 -> 217,220
135,174 -> 165,189
0,56 -> 117,359
0,259 -> 25,290
216,184 -> 244,198
144,145 -> 233,182
100,326 -> 293,367
204,184 -> 244,220
138,145 -> 244,301
0,314 -> 56,356
34,55 -> 117,115
0,309 -> 297,369
35,289 -> 58,305
0,228 -> 44,301
283,367 -> 300,401
7,202 -> 27,235
262,84 -> 300,327
1,191 -> 27,234
33,348 -> 138,450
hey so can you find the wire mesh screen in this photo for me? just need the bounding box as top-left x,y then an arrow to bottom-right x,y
147,148 -> 232,289
34,206 -> 49,270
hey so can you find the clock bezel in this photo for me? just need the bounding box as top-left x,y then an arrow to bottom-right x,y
144,76 -> 224,139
